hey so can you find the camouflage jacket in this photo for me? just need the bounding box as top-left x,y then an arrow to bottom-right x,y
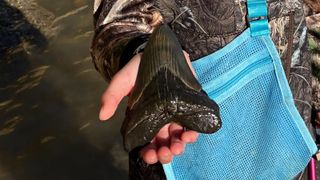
91,0 -> 313,179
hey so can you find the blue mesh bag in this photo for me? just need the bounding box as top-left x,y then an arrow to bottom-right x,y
163,0 -> 317,179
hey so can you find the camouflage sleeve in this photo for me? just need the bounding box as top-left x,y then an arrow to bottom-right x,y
306,12 -> 320,113
91,0 -> 163,81
90,0 -> 245,81
267,0 -> 315,139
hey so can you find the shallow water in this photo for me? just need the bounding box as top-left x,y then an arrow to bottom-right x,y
0,0 -> 128,179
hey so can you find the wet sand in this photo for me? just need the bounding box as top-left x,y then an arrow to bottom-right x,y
0,0 -> 128,179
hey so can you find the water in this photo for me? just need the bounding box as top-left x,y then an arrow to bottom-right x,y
0,0 -> 128,179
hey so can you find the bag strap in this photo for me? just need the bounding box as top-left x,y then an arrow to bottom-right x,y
247,0 -> 270,36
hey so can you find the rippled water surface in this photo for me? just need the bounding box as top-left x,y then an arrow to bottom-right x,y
0,0 -> 128,179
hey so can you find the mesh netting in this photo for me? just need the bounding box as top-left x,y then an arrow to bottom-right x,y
194,37 -> 266,85
163,29 -> 317,180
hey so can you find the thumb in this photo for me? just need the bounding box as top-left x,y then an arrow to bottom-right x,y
99,54 -> 141,120
183,51 -> 197,77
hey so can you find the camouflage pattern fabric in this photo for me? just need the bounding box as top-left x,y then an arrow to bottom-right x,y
306,12 -> 320,112
91,0 -> 314,179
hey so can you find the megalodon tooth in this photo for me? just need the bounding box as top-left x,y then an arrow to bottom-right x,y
121,24 -> 221,152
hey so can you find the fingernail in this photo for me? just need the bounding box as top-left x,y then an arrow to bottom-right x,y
160,154 -> 170,163
149,156 -> 157,164
173,148 -> 182,155
99,107 -> 106,120
184,136 -> 191,143
187,138 -> 195,143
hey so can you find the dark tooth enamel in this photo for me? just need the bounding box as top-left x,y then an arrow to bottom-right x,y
121,24 -> 221,152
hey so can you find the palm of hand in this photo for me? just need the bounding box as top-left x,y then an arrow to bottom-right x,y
99,52 -> 199,164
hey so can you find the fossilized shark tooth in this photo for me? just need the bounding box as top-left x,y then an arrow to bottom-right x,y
121,24 -> 221,152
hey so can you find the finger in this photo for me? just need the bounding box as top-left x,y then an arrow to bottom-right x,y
154,124 -> 172,164
141,142 -> 158,164
157,146 -> 173,164
183,51 -> 197,77
181,130 -> 199,143
155,124 -> 171,147
169,123 -> 185,155
99,74 -> 131,120
99,54 -> 141,120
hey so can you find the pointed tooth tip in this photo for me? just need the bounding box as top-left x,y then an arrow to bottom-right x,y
146,24 -> 182,51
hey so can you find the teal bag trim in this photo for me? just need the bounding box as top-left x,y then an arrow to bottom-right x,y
247,0 -> 267,18
247,0 -> 270,36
